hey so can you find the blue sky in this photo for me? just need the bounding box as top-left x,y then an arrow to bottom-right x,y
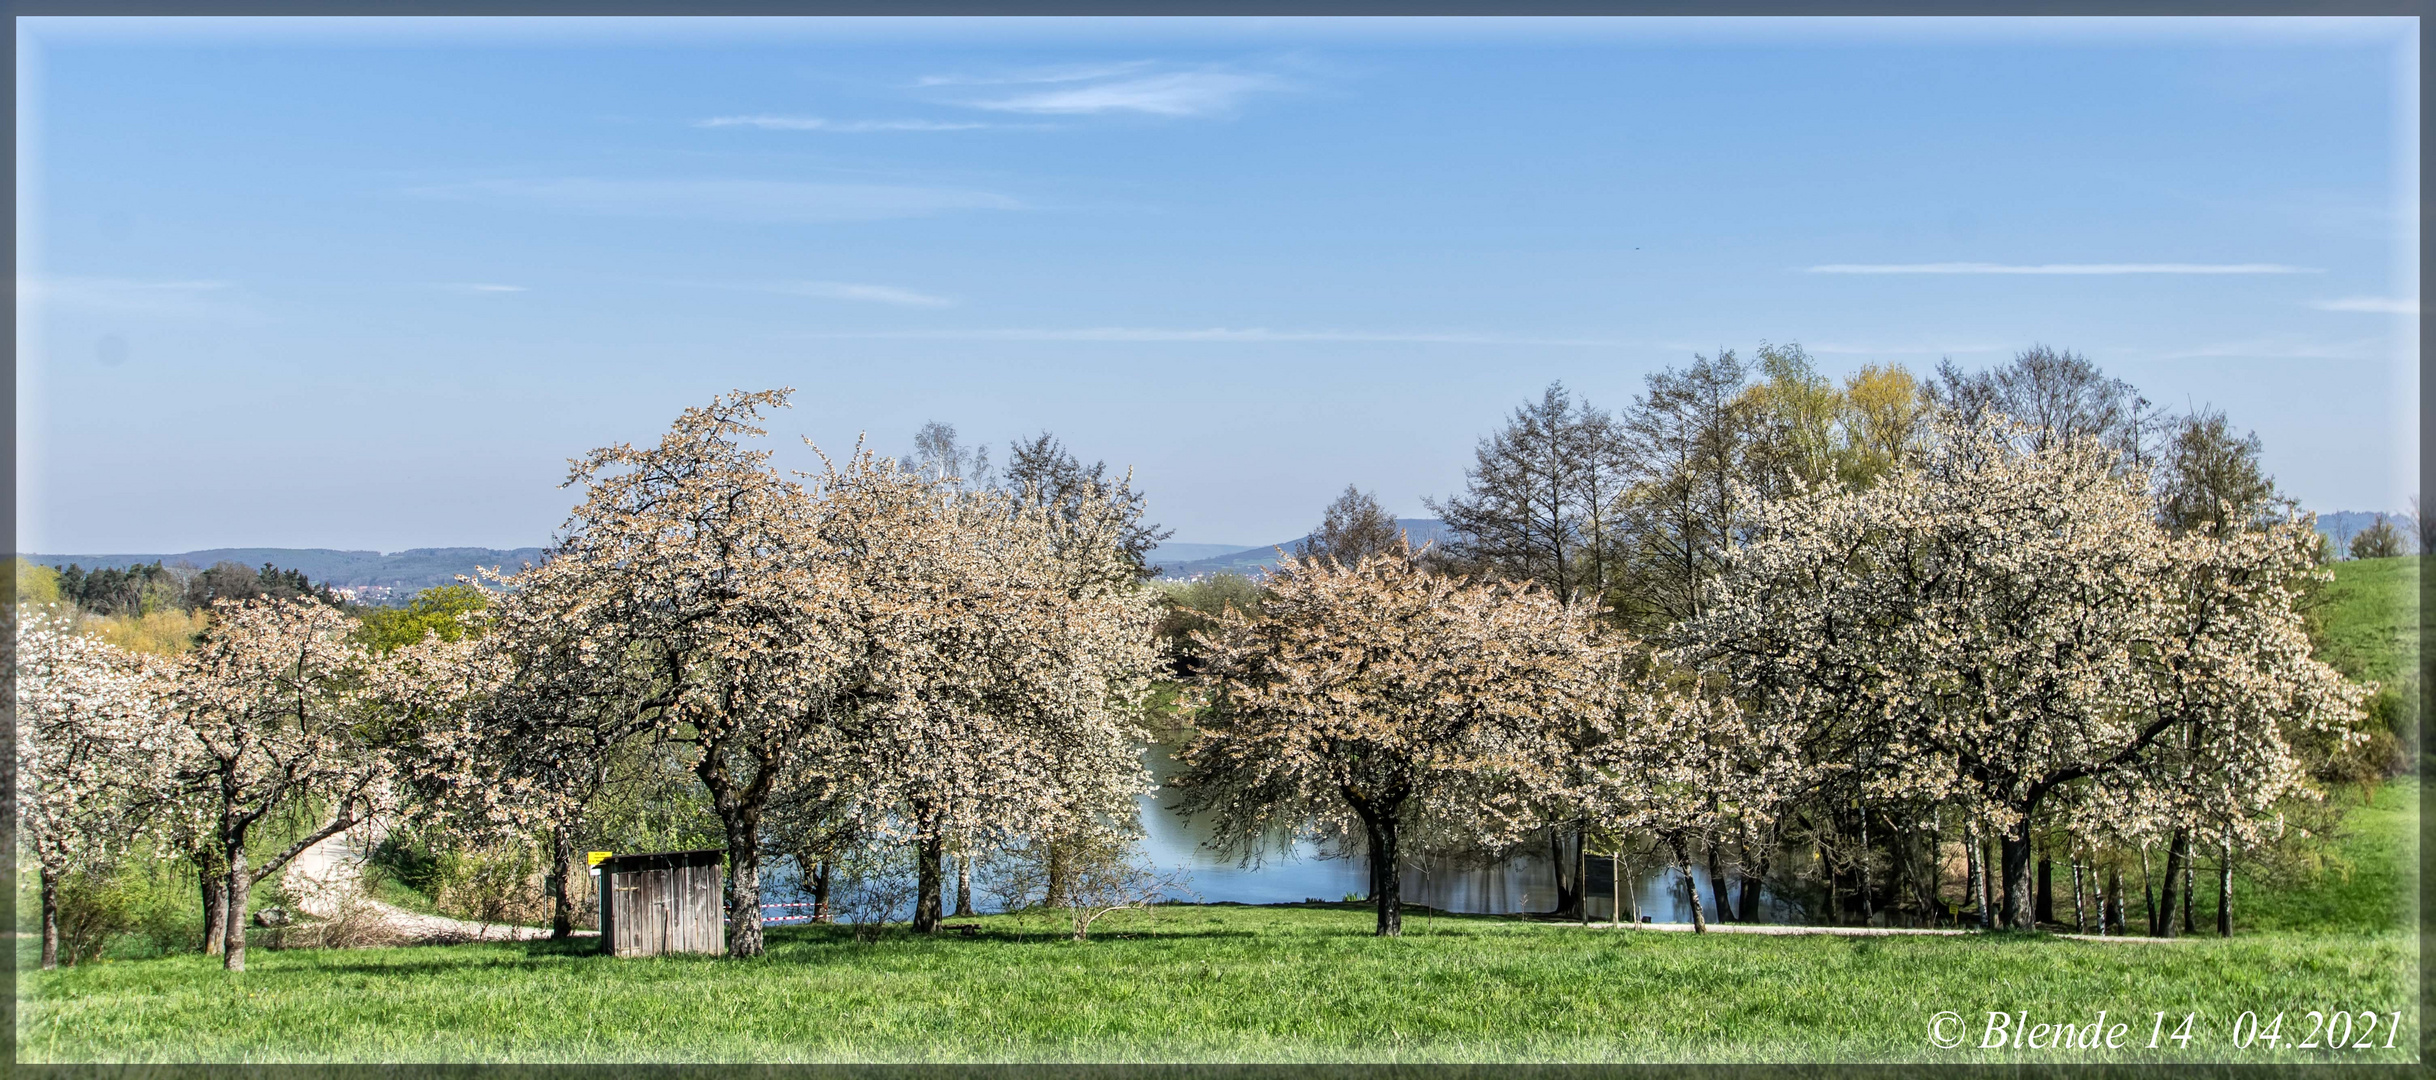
16,17 -> 2418,553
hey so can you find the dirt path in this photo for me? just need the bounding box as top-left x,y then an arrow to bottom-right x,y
1592,921 -> 2187,942
281,819 -> 586,944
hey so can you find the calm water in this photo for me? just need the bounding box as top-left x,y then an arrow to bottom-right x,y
1133,741 -> 1764,924
762,742 -> 1789,925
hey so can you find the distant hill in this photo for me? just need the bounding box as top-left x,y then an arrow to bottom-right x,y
1147,542 -> 1259,568
24,547 -> 549,603
1160,519 -> 1450,580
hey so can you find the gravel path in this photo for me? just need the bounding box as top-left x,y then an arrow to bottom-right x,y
1592,921 -> 2186,942
280,819 -> 585,944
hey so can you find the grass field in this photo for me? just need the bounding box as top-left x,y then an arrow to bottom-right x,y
2312,555 -> 2421,690
16,558 -> 2419,1065
19,778 -> 2418,1065
17,913 -> 2415,1064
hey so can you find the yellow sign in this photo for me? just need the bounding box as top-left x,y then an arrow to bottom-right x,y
587,851 -> 613,867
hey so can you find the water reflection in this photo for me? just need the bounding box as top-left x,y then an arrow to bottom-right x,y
763,741 -> 1794,926
1136,741 -> 1791,924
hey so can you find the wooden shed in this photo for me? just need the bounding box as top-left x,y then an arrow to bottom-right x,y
598,849 -> 726,957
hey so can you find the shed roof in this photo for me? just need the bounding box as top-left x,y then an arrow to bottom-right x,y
600,848 -> 725,874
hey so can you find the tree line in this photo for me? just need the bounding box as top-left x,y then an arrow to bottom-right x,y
1169,343 -> 2392,936
15,345 -> 2398,970
16,391 -> 1177,966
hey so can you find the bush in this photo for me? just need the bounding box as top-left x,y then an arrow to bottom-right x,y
369,832 -> 448,899
433,846 -> 547,927
54,870 -> 138,966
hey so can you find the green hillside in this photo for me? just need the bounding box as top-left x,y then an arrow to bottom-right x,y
2307,555 -> 2422,773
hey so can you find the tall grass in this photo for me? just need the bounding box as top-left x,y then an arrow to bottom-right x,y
19,908 -> 2413,1064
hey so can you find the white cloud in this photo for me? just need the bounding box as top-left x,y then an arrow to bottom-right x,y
1804,341 -> 2008,356
409,178 -> 1022,223
779,281 -> 953,308
1804,262 -> 2322,275
2117,337 -> 2389,361
915,61 -> 1159,88
2310,296 -> 2418,314
970,71 -> 1288,117
796,326 -> 1627,346
439,282 -> 527,293
697,116 -> 994,132
19,276 -> 239,317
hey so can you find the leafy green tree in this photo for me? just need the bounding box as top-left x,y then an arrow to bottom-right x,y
1155,573 -> 1265,677
2350,516 -> 2407,560
355,585 -> 492,652
1294,485 -> 1409,568
1837,363 -> 1931,486
1741,343 -> 1841,494
57,562 -> 185,617
2155,407 -> 2285,536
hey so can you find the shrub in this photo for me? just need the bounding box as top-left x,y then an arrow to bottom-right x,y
54,869 -> 138,966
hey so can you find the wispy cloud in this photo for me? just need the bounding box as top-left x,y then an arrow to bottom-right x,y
19,276 -> 240,317
409,178 -> 1022,223
916,61 -> 1159,88
967,71 -> 1290,117
2310,296 -> 2417,314
437,282 -> 527,293
2117,337 -> 2390,362
795,327 -> 1627,346
696,116 -> 996,132
1805,262 -> 2322,275
777,281 -> 953,308
1804,341 -> 2008,356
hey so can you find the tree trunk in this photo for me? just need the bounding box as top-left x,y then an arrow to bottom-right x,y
1669,836 -> 1705,934
2155,828 -> 2187,939
1704,841 -> 1734,924
2071,853 -> 2086,933
914,834 -> 945,933
2216,839 -> 2232,937
1368,818 -> 1403,937
198,858 -> 227,960
1548,827 -> 1579,918
223,846 -> 249,971
1964,823 -> 1988,929
2192,843 -> 2211,941
2104,866 -> 2122,935
1579,828 -> 1593,927
2139,844 -> 2157,934
1045,837 -> 1072,910
723,815 -> 765,958
1611,850 -> 1623,928
547,827 -> 575,941
2035,850 -> 2054,926
1998,827 -> 2035,930
41,868 -> 60,970
1734,824 -> 1773,926
954,850 -> 975,918
812,857 -> 834,923
1856,810 -> 1874,926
